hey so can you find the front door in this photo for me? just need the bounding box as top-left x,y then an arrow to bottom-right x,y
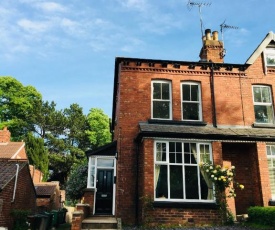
95,169 -> 114,214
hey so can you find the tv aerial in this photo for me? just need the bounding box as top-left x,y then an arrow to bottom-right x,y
187,0 -> 212,39
220,20 -> 239,57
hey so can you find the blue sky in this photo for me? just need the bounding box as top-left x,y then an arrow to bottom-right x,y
1,0 -> 274,117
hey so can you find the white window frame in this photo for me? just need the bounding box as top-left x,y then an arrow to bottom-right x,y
266,144 -> 275,200
151,80 -> 172,120
252,85 -> 275,124
87,156 -> 116,188
154,140 -> 214,202
181,82 -> 202,121
264,48 -> 275,67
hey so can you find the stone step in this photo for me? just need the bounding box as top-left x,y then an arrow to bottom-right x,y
82,216 -> 119,230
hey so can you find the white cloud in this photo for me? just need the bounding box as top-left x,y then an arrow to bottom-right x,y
17,19 -> 50,33
34,2 -> 67,12
118,0 -> 148,11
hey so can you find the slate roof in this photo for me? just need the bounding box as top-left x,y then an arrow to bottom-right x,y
86,141 -> 117,157
35,183 -> 57,197
0,142 -> 26,159
137,122 -> 275,142
0,160 -> 28,190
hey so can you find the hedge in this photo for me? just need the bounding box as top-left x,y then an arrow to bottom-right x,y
247,206 -> 275,226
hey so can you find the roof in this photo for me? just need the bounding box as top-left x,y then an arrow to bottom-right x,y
0,142 -> 26,159
0,160 -> 28,190
246,31 -> 275,64
86,141 -> 117,157
35,183 -> 58,197
137,121 -> 275,142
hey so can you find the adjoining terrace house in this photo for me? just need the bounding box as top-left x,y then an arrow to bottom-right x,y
84,30 -> 275,226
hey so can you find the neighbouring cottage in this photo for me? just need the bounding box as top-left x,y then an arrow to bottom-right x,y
35,181 -> 62,212
82,30 -> 275,227
0,128 -> 36,229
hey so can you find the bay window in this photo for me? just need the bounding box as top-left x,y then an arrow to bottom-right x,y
266,144 -> 275,200
154,140 -> 213,202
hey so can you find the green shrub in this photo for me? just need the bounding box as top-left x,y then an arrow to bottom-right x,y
10,209 -> 31,230
248,206 -> 275,226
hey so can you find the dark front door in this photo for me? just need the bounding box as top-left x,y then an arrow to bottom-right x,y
95,169 -> 114,214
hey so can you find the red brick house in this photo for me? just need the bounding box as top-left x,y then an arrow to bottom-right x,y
0,128 -> 37,229
84,30 -> 275,227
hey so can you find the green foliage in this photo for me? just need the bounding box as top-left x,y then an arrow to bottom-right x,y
11,209 -> 31,230
248,206 -> 275,227
65,161 -> 88,201
24,132 -> 49,180
200,163 -> 244,225
0,76 -> 42,140
86,108 -> 111,148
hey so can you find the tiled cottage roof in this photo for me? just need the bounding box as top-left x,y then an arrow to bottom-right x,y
0,142 -> 27,159
35,183 -> 58,197
0,160 -> 27,190
138,122 -> 275,142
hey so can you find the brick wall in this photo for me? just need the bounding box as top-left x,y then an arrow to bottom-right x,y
0,164 -> 36,229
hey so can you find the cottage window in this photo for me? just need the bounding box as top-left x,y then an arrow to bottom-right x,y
266,144 -> 275,200
181,82 -> 202,121
152,80 -> 172,119
264,48 -> 275,67
154,141 -> 214,202
253,85 -> 274,124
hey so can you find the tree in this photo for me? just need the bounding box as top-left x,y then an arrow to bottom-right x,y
0,76 -> 42,140
24,132 -> 49,180
66,160 -> 88,201
86,108 -> 112,149
66,108 -> 112,202
46,104 -> 90,185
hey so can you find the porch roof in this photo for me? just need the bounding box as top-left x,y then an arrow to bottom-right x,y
86,141 -> 117,157
137,121 -> 275,142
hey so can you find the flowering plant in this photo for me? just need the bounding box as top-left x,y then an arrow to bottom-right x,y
200,162 -> 244,224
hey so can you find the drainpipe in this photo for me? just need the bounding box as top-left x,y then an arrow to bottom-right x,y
210,64 -> 217,127
11,164 -> 19,203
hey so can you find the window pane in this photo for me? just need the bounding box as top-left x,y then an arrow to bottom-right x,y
182,84 -> 190,101
169,142 -> 182,163
97,159 -> 114,167
90,166 -> 95,187
262,87 -> 271,103
254,105 -> 273,123
271,146 -> 275,155
170,166 -> 183,199
253,87 -> 261,102
155,165 -> 168,198
153,83 -> 161,99
185,166 -> 199,199
182,103 -> 199,120
156,142 -> 166,161
200,171 -> 212,200
191,85 -> 199,101
153,101 -> 170,119
162,83 -> 170,100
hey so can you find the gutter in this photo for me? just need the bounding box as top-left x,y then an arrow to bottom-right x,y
11,164 -> 19,203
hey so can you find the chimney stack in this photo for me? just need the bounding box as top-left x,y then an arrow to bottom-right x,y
199,29 -> 224,63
